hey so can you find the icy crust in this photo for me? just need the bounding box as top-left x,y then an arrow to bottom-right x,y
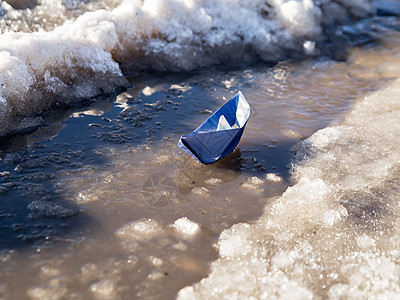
0,0 -> 126,137
177,78 -> 400,298
0,28 -> 128,136
0,0 -> 375,136
0,0 -> 122,33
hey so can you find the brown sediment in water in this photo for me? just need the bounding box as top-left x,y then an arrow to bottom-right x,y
0,32 -> 400,299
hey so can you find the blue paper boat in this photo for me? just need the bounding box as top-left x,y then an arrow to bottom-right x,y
178,91 -> 250,164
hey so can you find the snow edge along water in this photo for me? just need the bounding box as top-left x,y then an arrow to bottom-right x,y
177,75 -> 400,298
0,0 -> 377,138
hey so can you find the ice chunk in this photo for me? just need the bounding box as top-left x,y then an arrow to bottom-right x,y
40,266 -> 61,278
265,173 -> 283,183
204,177 -> 223,186
90,278 -> 118,300
172,217 -> 200,237
147,272 -> 164,281
27,279 -> 68,300
173,242 -> 189,251
27,200 -> 76,219
241,176 -> 264,192
115,219 -> 163,242
148,256 -> 163,266
76,190 -> 99,204
191,187 -> 210,196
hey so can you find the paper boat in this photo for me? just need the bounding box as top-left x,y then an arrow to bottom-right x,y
178,91 -> 250,164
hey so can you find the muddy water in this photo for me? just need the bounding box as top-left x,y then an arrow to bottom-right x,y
0,32 -> 400,299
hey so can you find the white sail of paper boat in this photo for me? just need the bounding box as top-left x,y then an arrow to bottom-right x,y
178,91 -> 250,165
